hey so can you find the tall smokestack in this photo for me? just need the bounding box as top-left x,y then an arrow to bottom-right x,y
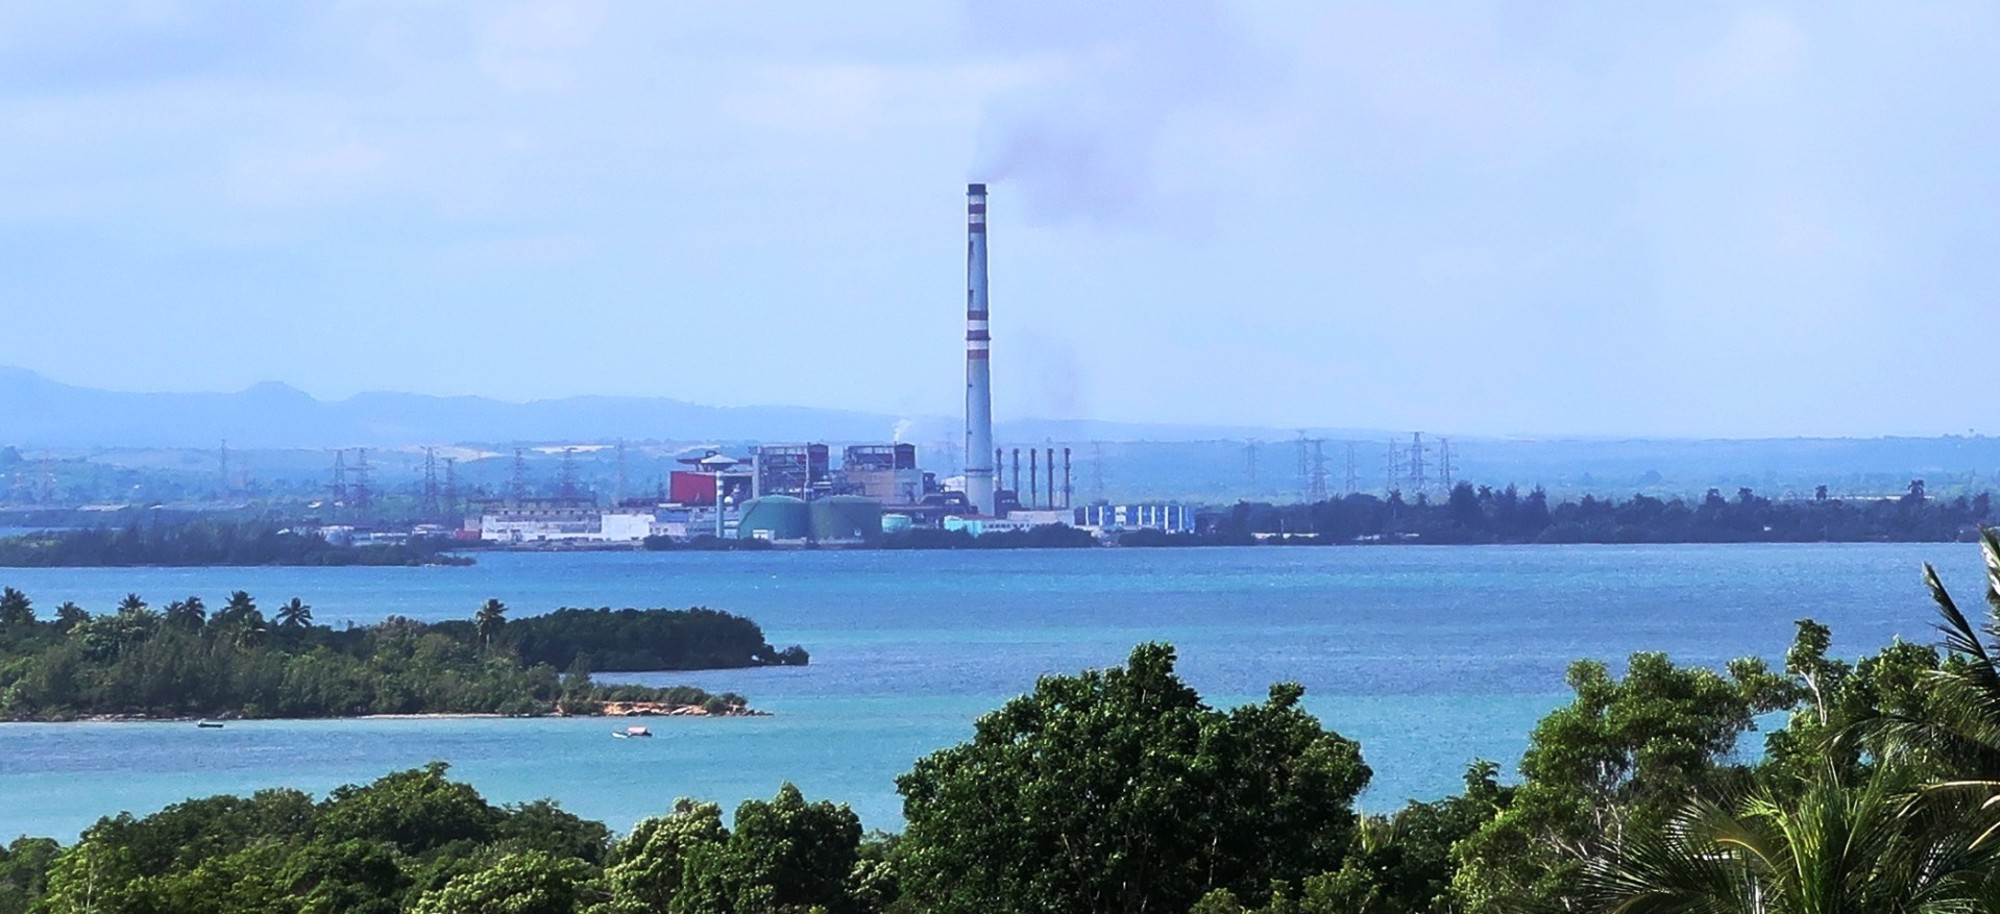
964,183 -> 996,514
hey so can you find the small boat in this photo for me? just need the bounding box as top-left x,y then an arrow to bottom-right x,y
612,725 -> 653,739
196,720 -> 225,729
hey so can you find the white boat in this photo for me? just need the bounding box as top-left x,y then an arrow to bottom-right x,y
612,725 -> 653,739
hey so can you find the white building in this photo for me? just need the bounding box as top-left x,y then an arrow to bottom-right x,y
1074,503 -> 1196,534
479,510 -> 657,544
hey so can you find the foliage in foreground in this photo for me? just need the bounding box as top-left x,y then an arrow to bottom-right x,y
15,763 -> 879,914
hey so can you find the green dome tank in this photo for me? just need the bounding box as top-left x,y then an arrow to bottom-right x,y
811,496 -> 883,541
880,513 -> 915,534
736,495 -> 810,540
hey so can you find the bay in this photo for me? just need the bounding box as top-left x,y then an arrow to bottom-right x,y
0,543 -> 1977,841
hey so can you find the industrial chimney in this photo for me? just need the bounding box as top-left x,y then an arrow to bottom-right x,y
964,183 -> 996,514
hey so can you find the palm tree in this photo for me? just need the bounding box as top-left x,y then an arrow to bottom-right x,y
1585,763 -> 2000,914
164,596 -> 206,631
233,617 -> 268,651
216,590 -> 256,628
274,597 -> 313,630
475,598 -> 508,650
1856,528 -> 2000,791
53,602 -> 87,633
0,587 -> 32,626
116,593 -> 147,616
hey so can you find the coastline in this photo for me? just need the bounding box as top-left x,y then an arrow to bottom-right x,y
3,701 -> 766,724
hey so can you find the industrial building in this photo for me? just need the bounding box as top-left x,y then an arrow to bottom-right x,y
1074,503 -> 1196,535
474,496 -> 657,544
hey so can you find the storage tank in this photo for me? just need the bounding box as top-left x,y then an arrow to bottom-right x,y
811,496 -> 882,541
736,495 -> 810,540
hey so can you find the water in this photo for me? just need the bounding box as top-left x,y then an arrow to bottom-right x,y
0,544 -> 1979,841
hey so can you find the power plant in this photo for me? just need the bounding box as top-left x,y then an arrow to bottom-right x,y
447,184 -> 1189,546
963,182 -> 996,515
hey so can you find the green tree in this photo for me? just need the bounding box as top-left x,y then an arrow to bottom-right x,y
477,598 -> 509,650
0,588 -> 32,627
36,834 -> 142,914
1886,528 -> 2000,779
317,763 -> 502,854
411,851 -> 599,914
594,800 -> 729,914
52,601 -> 87,633
275,597 -> 313,630
1759,619 -> 1938,787
691,783 -> 864,914
164,595 -> 206,631
0,836 -> 59,914
896,642 -> 1370,914
1449,651 -> 1792,913
215,590 -> 257,628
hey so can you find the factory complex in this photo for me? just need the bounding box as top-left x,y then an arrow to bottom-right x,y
470,441 -> 1193,545
468,185 -> 1193,548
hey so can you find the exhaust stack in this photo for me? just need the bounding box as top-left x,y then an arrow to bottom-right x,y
964,183 -> 996,514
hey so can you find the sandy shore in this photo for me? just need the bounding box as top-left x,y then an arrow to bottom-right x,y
6,703 -> 765,724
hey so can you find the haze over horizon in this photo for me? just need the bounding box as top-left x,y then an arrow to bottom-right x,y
4,3 -> 1996,439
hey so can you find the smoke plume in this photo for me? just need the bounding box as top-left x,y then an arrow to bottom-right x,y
968,1 -> 1276,223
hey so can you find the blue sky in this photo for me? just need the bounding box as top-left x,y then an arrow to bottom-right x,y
2,2 -> 1996,438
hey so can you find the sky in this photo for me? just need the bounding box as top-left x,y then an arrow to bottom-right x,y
2,2 -> 1996,438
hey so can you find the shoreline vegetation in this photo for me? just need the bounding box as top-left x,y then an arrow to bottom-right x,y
0,590 -> 804,722
0,484 -> 1988,569
10,535 -> 2000,913
0,521 -> 469,567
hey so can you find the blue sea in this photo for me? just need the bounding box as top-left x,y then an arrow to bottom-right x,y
0,544 -> 1979,841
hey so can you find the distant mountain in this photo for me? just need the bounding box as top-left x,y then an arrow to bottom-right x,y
0,367 -> 1339,448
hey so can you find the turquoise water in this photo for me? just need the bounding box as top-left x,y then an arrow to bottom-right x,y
0,544 -> 1978,840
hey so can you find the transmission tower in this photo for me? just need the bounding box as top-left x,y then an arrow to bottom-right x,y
330,449 -> 349,505
1406,432 -> 1428,494
1438,438 -> 1455,491
557,447 -> 580,501
614,440 -> 629,506
218,440 -> 230,495
510,448 -> 529,503
351,448 -> 374,511
36,452 -> 55,504
1295,433 -> 1311,501
1245,438 -> 1260,489
1090,442 -> 1106,498
443,456 -> 459,519
1343,442 -> 1359,495
1305,439 -> 1330,503
1383,439 -> 1402,494
421,448 -> 441,518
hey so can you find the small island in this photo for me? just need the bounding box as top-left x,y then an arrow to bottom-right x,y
0,588 -> 807,721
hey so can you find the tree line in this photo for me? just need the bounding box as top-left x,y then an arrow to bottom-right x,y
0,521 -> 469,567
0,591 -> 796,720
1178,479 -> 1995,545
